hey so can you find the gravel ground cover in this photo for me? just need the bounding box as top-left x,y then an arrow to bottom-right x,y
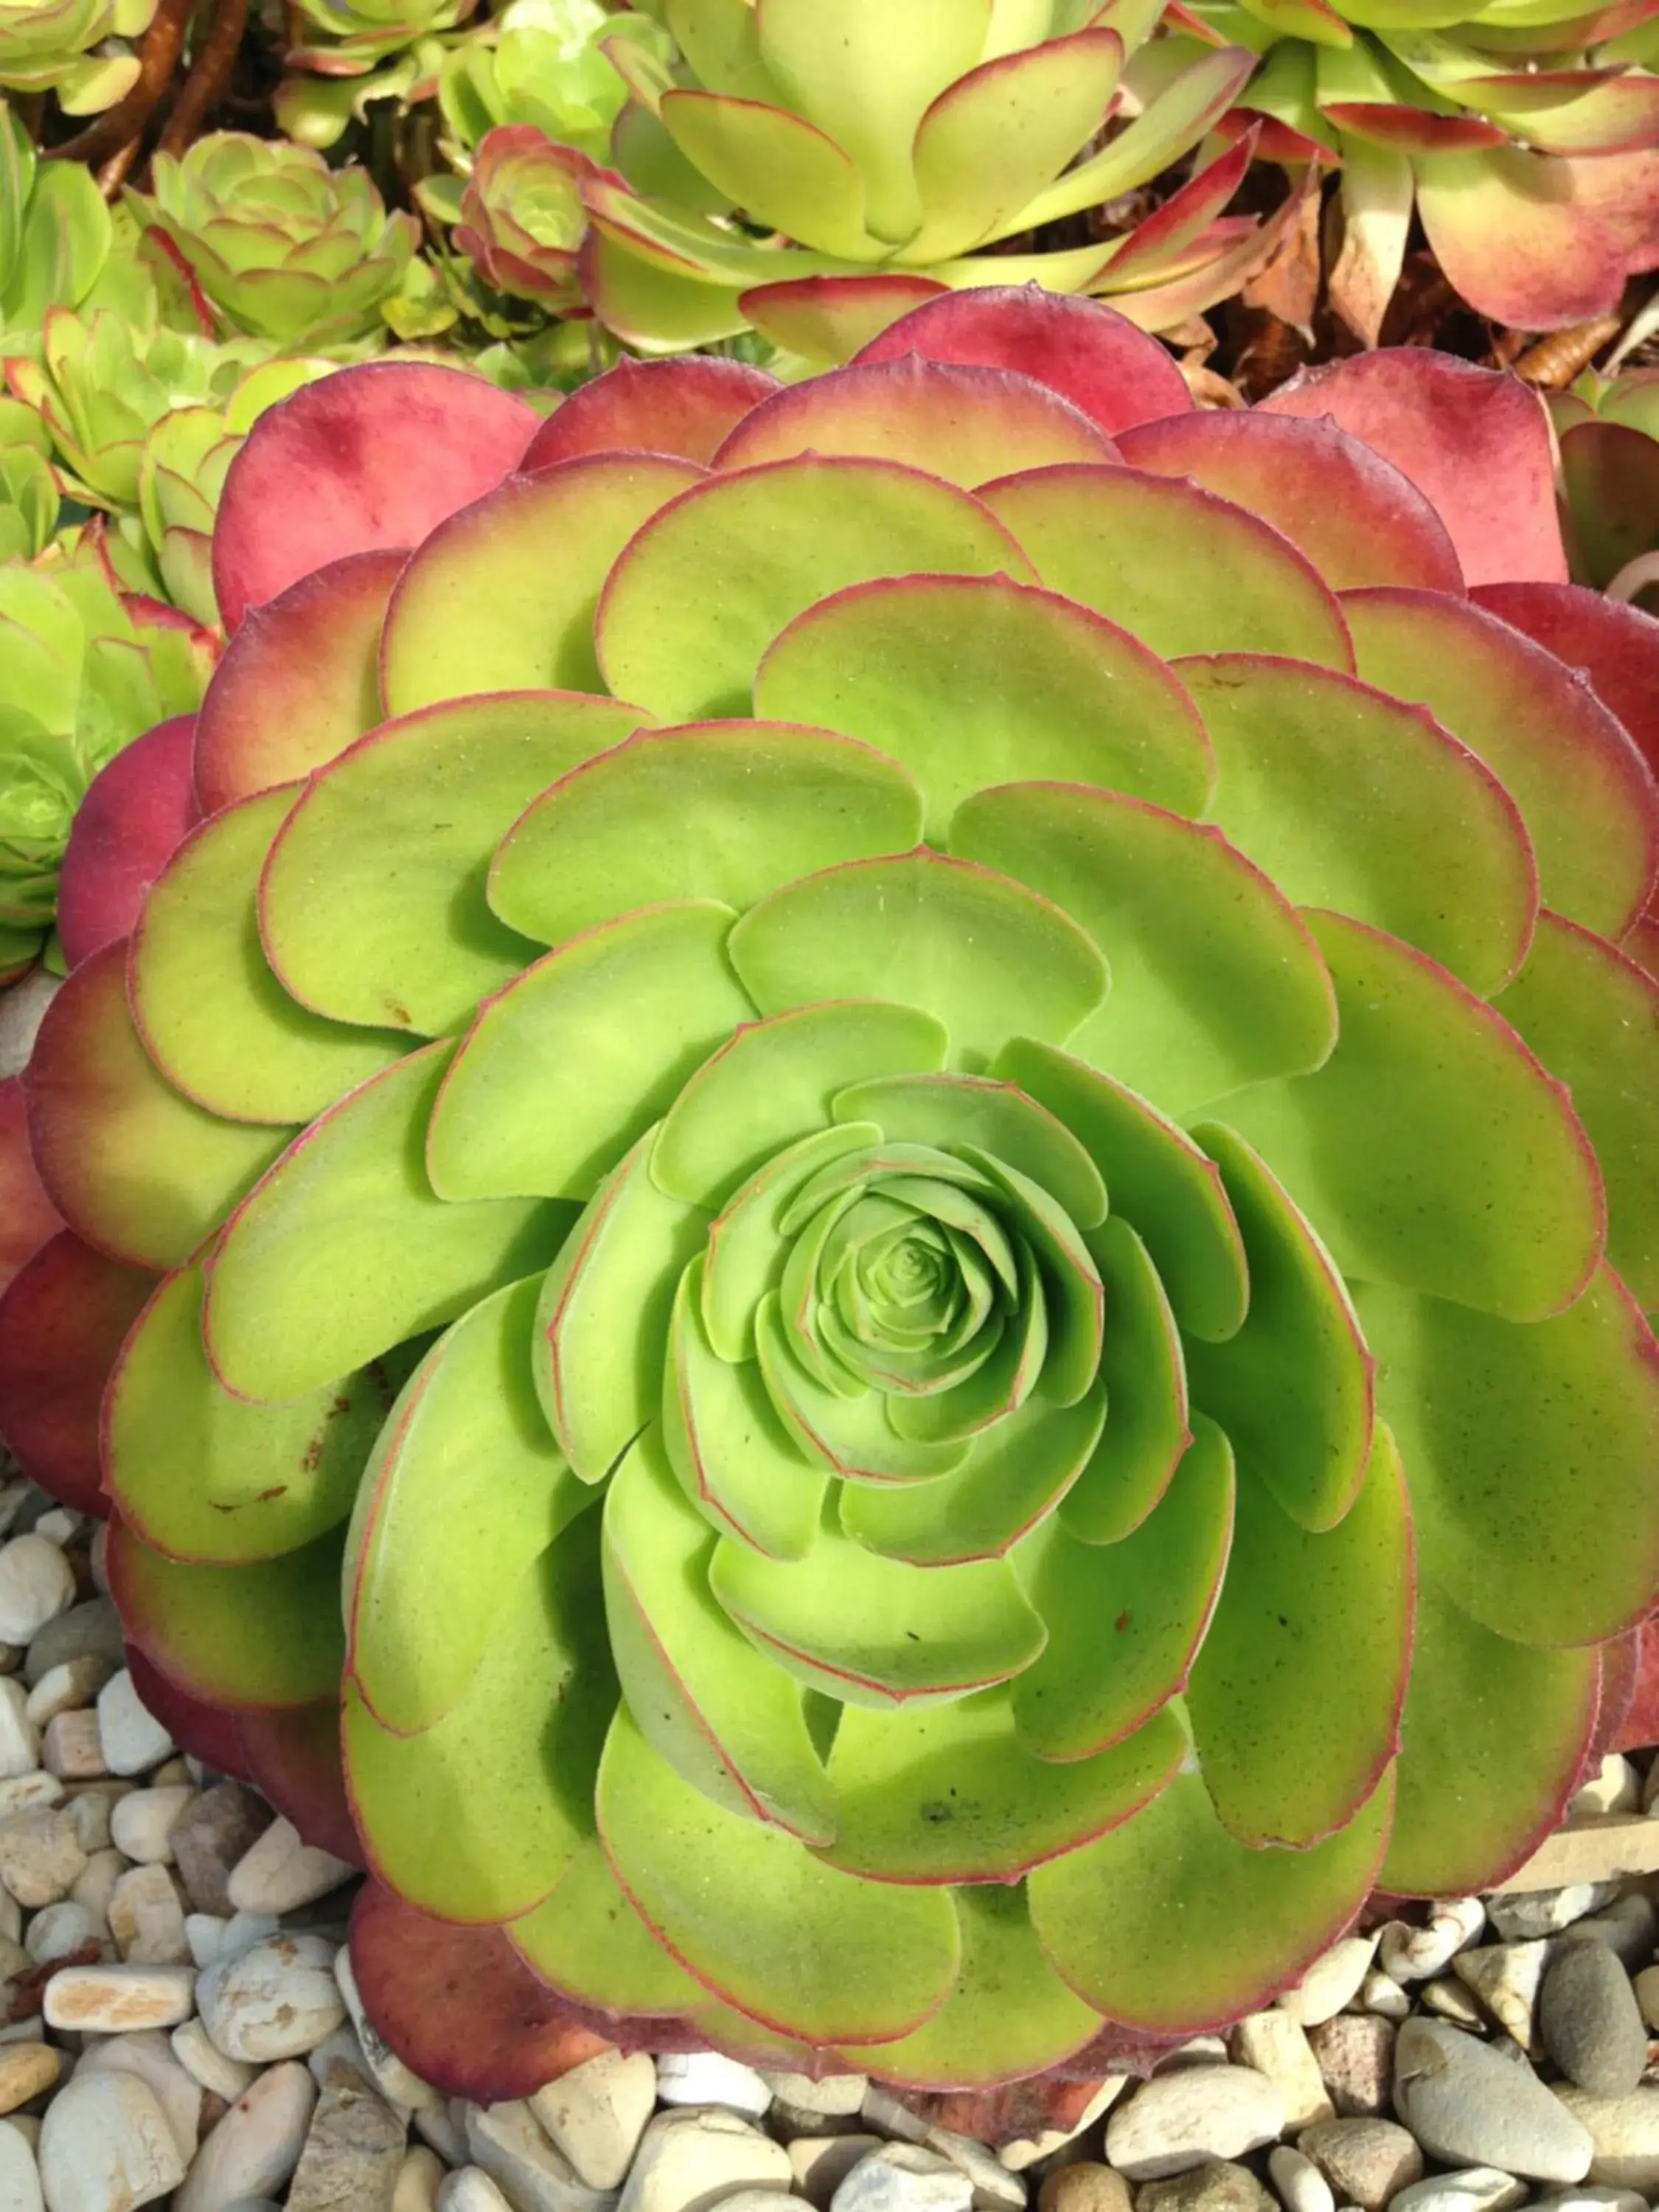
0,1472 -> 1655,2212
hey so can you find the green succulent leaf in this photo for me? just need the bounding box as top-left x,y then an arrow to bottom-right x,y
1220,910 -> 1604,1322
1382,1571 -> 1598,1896
1012,1414 -> 1234,1760
820,1686 -> 1184,1884
728,849 -> 1107,1073
653,1001 -> 948,1211
603,1424 -> 838,1840
595,455 -> 1032,720
1030,1759 -> 1394,2034
597,1700 -> 961,2042
831,1882 -> 1103,2087
488,720 -> 925,950
344,1276 -> 592,1737
754,573 -> 1211,842
107,1266 -> 392,1566
205,1043 -> 571,1402
261,694 -> 644,1040
346,1514 -> 615,1922
955,784 -> 1336,1111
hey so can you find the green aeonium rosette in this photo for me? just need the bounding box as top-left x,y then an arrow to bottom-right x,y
6,293 -> 1659,2102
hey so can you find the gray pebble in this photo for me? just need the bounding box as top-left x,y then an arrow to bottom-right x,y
1393,2020 -> 1593,2185
1541,1943 -> 1649,2097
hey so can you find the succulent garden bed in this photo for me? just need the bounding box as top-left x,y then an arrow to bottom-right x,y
2,3 -> 1659,2208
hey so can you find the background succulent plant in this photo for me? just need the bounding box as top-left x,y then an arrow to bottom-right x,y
0,560 -> 212,984
134,133 -> 423,348
1550,366 -> 1659,613
0,0 -> 155,114
3,293 -> 1657,2104
1180,0 -> 1659,338
436,0 -> 669,169
525,0 -> 1294,361
450,123 -> 601,311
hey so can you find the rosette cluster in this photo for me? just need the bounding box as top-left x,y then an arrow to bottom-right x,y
4,293 -> 1659,2102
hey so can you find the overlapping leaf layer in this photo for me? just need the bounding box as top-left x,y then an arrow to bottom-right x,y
5,292 -> 1659,2098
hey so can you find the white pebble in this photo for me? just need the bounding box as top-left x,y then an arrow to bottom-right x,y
465,2097 -> 614,2211
78,2027 -> 204,2162
198,1933 -> 344,2062
1105,2067 -> 1287,2180
1388,2171 -> 1528,2212
0,1776 -> 60,1820
25,1899 -> 106,1965
110,1784 -> 195,1866
96,1672 -> 175,1780
335,1947 -> 437,2112
38,2068 -> 185,2211
44,1963 -> 195,2034
0,1682 -> 37,1783
439,2173 -> 515,2212
0,2115 -> 41,2211
397,2145 -> 447,2212
1379,1899 -> 1486,1983
1568,1756 -> 1641,1820
532,2048 -> 657,2190
1279,1936 -> 1379,2027
1270,2146 -> 1335,2212
72,1848 -> 128,1923
655,2051 -> 772,2115
173,2016 -> 257,2104
1487,1886 -> 1620,1941
187,1914 -> 232,1969
32,1512 -> 80,1548
66,1791 -> 114,1854
0,1539 -> 74,1647
830,2147 -> 973,2212
174,2059 -> 316,2212
42,1710 -> 106,1781
27,1658 -> 116,1731
619,2107 -> 793,2212
226,1817 -> 354,1916
108,1863 -> 189,1966
1360,1969 -> 1412,2022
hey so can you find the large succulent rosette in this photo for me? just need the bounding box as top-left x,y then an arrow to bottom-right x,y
5,293 -> 1659,2109
1178,0 -> 1659,337
548,0 -> 1307,363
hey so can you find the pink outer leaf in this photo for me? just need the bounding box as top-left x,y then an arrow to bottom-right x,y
0,1231 -> 153,1516
192,551 -> 405,815
521,356 -> 782,470
1261,347 -> 1565,586
851,285 -> 1193,438
1211,105 -> 1332,164
236,1700 -> 361,1863
1100,135 -> 1257,287
0,1077 -> 60,1295
1470,582 -> 1659,790
712,356 -> 1118,487
56,717 -> 198,974
211,364 -> 540,633
123,1646 -> 255,1785
1413,146 -> 1659,335
1117,411 -> 1462,593
349,1881 -> 618,2103
1324,104 -> 1509,153
1610,1620 -> 1659,1753
740,276 -> 952,366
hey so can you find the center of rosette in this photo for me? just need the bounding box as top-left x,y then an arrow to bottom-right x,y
774,1145 -> 1034,1408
